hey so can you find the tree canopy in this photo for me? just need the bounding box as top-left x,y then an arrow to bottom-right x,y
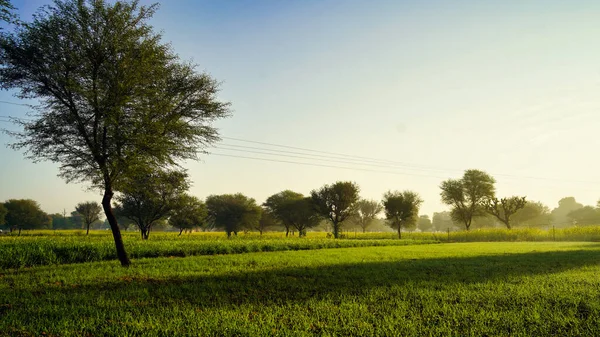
440,169 -> 496,231
75,201 -> 102,235
483,196 -> 527,229
116,169 -> 188,239
206,194 -> 262,237
3,199 -> 50,234
0,0 -> 229,265
311,181 -> 360,238
551,197 -> 583,227
417,215 -> 433,232
264,190 -> 304,237
169,194 -> 207,235
351,199 -> 382,233
382,190 -> 423,239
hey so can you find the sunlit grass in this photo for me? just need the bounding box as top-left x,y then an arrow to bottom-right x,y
1,242 -> 599,336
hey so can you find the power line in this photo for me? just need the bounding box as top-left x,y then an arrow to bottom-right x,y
0,100 -> 31,107
210,153 -> 447,179
221,136 -> 439,169
221,137 -> 600,185
214,144 -> 459,173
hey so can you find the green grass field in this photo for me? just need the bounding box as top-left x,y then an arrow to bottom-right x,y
2,240 -> 600,336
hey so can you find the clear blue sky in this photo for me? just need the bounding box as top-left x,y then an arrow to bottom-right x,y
1,0 -> 600,218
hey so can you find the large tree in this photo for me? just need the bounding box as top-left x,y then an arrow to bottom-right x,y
75,201 -> 102,235
0,1 -> 229,266
382,190 -> 423,239
311,181 -> 360,239
440,169 -> 496,231
263,190 -> 304,237
3,199 -> 51,235
205,194 -> 262,237
351,199 -> 383,233
169,194 -> 207,235
483,196 -> 527,230
116,169 -> 188,240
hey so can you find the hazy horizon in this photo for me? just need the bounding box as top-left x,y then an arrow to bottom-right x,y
1,0 -> 600,217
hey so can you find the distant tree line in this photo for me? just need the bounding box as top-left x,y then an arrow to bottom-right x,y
3,169 -> 600,238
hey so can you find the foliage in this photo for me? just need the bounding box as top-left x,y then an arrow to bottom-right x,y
256,209 -> 280,235
116,169 -> 188,239
311,181 -> 360,238
1,242 -> 600,336
0,0 -> 230,266
75,201 -> 103,235
3,199 -> 50,234
440,169 -> 496,231
279,197 -> 321,237
431,211 -> 458,231
351,199 -> 383,233
263,190 -> 304,237
551,197 -> 584,227
169,194 -> 207,235
382,190 -> 423,238
567,206 -> 600,226
512,201 -> 552,227
417,215 -> 432,232
0,202 -> 6,225
483,196 -> 527,229
206,194 -> 262,237
0,0 -> 16,26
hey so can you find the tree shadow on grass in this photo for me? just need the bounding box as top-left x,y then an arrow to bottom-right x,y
8,248 -> 600,312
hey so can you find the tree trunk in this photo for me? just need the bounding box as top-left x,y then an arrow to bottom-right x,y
397,225 -> 401,239
86,223 -> 90,235
333,222 -> 340,239
18,228 -> 21,236
102,187 -> 131,267
179,228 -> 183,236
141,228 -> 149,240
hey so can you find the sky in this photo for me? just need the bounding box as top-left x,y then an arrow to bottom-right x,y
1,0 -> 600,217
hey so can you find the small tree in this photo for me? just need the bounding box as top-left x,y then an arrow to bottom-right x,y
117,169 -> 188,240
311,181 -> 360,238
169,194 -> 207,235
1,0 -> 230,266
264,190 -> 304,237
483,196 -> 527,229
280,197 -> 320,237
440,169 -> 496,231
431,211 -> 457,231
417,215 -> 433,232
351,199 -> 383,233
382,191 -> 423,239
206,194 -> 262,237
75,201 -> 102,235
256,209 -> 278,235
3,199 -> 51,235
